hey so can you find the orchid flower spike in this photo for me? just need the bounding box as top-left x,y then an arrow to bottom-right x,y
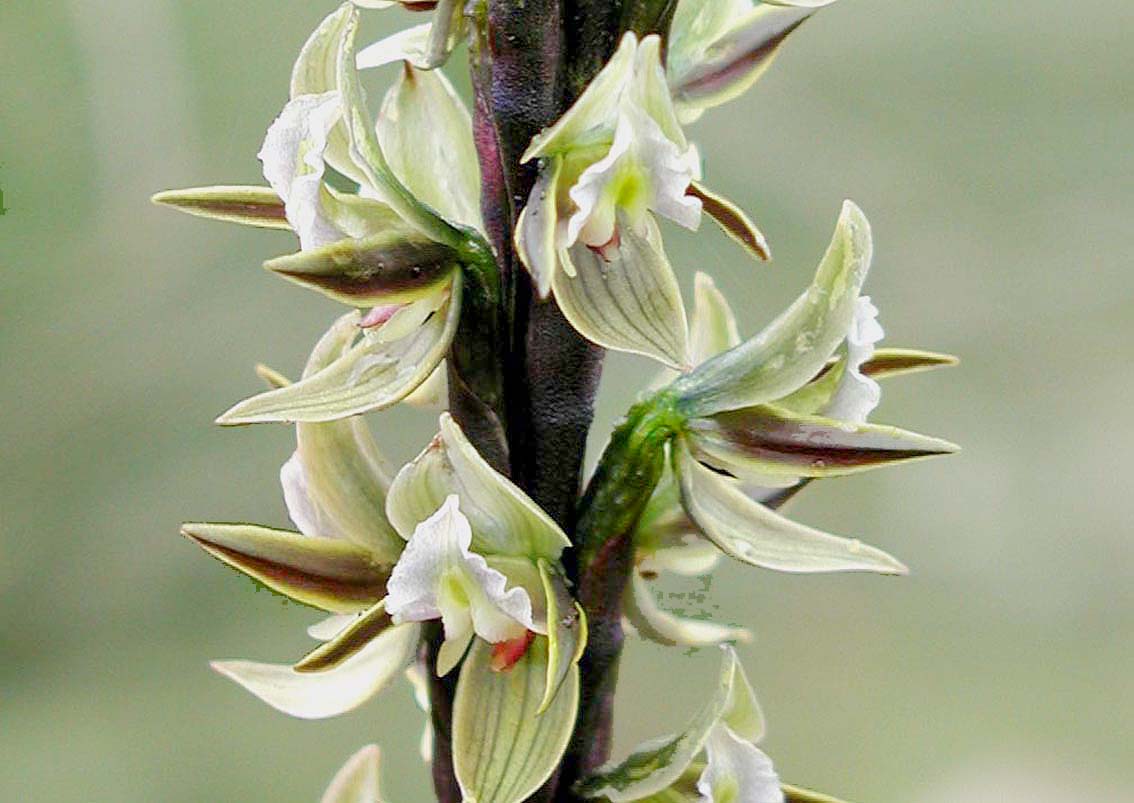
576,646 -> 784,803
155,2 -> 489,425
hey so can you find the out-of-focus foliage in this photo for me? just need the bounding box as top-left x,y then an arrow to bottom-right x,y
0,1 -> 1131,801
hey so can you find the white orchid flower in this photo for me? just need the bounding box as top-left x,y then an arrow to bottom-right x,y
576,646 -> 783,803
386,495 -> 544,675
385,414 -> 586,688
513,31 -> 772,370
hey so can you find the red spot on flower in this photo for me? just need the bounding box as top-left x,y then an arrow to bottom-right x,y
490,630 -> 535,672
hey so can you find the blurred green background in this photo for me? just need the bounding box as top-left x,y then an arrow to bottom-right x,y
2,0 -> 1131,800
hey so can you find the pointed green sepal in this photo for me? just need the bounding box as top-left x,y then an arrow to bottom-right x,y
553,215 -> 690,370
673,442 -> 907,575
624,572 -> 750,648
151,186 -> 289,229
671,201 -> 872,418
688,182 -> 770,261
575,646 -> 761,801
181,522 -> 388,613
537,560 -> 587,714
211,620 -> 420,719
453,638 -> 579,803
320,745 -> 385,803
386,413 -> 572,560
217,281 -> 459,424
684,403 -> 958,482
295,599 -> 393,672
862,347 -> 959,379
264,233 -> 459,307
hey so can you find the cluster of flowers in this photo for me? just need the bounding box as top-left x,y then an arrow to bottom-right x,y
156,1 -> 956,801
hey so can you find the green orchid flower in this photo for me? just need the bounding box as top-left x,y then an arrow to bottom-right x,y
515,31 -> 770,369
154,2 -> 487,424
668,0 -> 840,124
620,203 -> 957,648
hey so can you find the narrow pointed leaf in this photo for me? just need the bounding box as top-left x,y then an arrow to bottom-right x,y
538,560 -> 586,713
672,201 -> 873,417
181,523 -> 388,612
685,404 -> 958,482
376,62 -> 483,231
211,621 -> 419,719
576,646 -> 758,801
320,745 -> 384,803
296,599 -> 393,672
151,186 -> 289,229
688,183 -> 770,261
453,638 -> 579,803
624,573 -> 750,648
217,278 -> 460,424
554,216 -> 690,370
674,443 -> 907,574
265,233 -> 459,306
386,413 -> 571,560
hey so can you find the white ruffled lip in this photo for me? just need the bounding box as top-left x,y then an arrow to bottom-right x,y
385,495 -> 540,646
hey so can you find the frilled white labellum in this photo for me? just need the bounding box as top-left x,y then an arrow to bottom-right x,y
259,91 -> 346,250
696,722 -> 784,803
385,495 -> 541,674
822,295 -> 884,424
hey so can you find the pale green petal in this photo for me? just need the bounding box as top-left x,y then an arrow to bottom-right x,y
217,278 -> 460,424
674,442 -> 908,574
538,560 -> 587,713
453,638 -> 579,803
401,361 -> 448,408
553,215 -> 690,370
672,201 -> 873,417
386,412 -> 572,560
624,573 -> 750,648
291,4 -> 370,186
514,156 -> 565,299
150,186 -> 289,229
211,621 -> 419,719
357,23 -> 434,69
376,62 -> 483,230
689,271 -> 742,365
181,523 -> 388,613
522,32 -> 637,160
320,745 -> 384,803
629,35 -> 688,148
